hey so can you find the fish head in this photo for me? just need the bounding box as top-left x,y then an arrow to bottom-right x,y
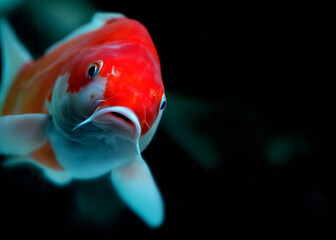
51,42 -> 165,148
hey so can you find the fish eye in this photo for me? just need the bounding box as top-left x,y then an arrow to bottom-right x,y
160,94 -> 167,110
86,60 -> 103,79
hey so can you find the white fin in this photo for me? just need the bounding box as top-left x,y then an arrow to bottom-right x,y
2,154 -> 34,167
46,12 -> 124,54
0,19 -> 32,114
0,114 -> 48,155
43,168 -> 72,186
111,156 -> 164,228
2,154 -> 71,186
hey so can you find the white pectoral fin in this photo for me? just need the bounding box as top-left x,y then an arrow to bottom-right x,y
43,168 -> 72,186
111,156 -> 164,228
0,114 -> 48,155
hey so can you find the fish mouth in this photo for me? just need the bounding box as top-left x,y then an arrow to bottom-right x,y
94,106 -> 141,139
73,106 -> 141,140
109,111 -> 133,124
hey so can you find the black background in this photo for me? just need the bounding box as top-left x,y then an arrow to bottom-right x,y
0,1 -> 333,236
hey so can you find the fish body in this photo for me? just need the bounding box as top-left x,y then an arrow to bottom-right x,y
0,13 -> 166,227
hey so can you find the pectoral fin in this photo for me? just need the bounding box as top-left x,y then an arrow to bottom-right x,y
0,114 -> 48,155
111,156 -> 164,228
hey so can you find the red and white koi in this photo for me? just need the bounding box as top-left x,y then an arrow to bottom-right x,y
0,12 -> 166,227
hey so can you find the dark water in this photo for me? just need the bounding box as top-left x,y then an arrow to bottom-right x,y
0,1 -> 333,236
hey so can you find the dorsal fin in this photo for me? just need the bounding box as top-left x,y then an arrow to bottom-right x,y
45,12 -> 124,54
0,18 -> 32,114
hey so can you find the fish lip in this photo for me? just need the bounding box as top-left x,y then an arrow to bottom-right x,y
92,106 -> 141,140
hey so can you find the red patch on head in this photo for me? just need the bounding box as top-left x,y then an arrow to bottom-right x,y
63,17 -> 160,93
98,44 -> 164,135
61,17 -> 164,135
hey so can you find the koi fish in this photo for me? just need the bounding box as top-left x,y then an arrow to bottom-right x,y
0,12 -> 166,227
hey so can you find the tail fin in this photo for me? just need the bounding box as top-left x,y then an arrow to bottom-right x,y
0,18 -> 32,114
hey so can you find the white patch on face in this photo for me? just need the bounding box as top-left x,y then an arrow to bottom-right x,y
68,75 -> 107,119
48,72 -> 104,132
47,72 -> 142,179
49,73 -> 71,132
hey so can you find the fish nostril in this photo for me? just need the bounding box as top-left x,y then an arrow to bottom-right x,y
110,112 -> 131,123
